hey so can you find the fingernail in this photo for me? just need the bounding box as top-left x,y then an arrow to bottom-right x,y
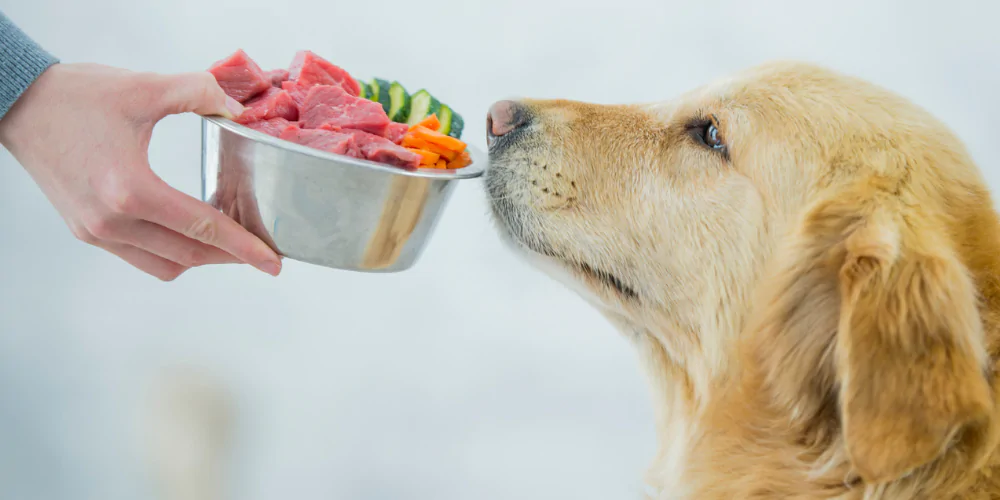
224,96 -> 244,118
260,260 -> 281,277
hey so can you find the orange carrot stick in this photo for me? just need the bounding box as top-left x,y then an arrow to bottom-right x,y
401,135 -> 426,149
446,150 -> 472,169
411,114 -> 440,132
407,147 -> 440,165
409,125 -> 466,152
402,135 -> 458,161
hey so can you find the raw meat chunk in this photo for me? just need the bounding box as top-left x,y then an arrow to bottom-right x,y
246,118 -> 296,137
281,80 -> 310,108
235,87 -> 299,124
342,129 -> 421,170
208,49 -> 271,103
300,85 -> 390,136
279,127 -> 354,155
365,143 -> 421,170
345,140 -> 365,159
384,122 -> 408,144
266,69 -> 289,87
317,124 -> 363,157
288,50 -> 361,96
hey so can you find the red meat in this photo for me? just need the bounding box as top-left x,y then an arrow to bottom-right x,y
279,127 -> 354,155
300,85 -> 390,136
341,130 -> 421,170
266,69 -> 289,87
288,50 -> 361,96
235,88 -> 299,124
208,49 -> 271,103
246,118 -> 296,137
384,122 -> 409,144
280,81 -> 310,109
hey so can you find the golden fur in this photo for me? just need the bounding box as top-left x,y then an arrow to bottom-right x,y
485,61 -> 1000,499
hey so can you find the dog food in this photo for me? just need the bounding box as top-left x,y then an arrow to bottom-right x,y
279,127 -> 355,155
265,69 -> 289,87
245,117 -> 295,137
234,87 -> 298,124
288,51 -> 361,96
300,84 -> 390,135
208,49 -> 271,103
209,49 -> 469,170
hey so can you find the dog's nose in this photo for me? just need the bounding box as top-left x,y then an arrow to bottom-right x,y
487,100 -> 528,139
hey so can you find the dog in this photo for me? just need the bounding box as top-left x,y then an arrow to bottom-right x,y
484,61 -> 1000,499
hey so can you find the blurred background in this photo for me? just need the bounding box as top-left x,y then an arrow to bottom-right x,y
1,1 -> 997,499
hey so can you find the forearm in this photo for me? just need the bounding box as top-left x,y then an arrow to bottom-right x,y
0,10 -> 58,120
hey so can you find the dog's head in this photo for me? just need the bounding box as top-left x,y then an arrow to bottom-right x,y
486,61 -> 999,488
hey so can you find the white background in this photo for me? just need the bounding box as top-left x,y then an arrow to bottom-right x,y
1,1 -> 998,499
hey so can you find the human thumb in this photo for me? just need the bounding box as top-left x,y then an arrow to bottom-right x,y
156,71 -> 244,120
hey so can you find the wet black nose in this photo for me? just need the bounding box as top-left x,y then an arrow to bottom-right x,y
486,100 -> 529,142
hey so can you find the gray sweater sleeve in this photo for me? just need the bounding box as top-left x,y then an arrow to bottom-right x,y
0,11 -> 58,119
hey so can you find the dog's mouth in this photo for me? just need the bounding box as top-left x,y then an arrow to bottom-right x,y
576,261 -> 639,300
486,148 -> 638,302
487,195 -> 638,301
527,242 -> 639,301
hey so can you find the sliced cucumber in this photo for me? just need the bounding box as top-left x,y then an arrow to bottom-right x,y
387,82 -> 411,123
369,78 -> 391,114
357,81 -> 370,100
448,111 -> 464,139
406,89 -> 442,125
437,104 -> 454,136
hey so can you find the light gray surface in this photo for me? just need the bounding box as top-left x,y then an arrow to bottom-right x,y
1,1 -> 998,499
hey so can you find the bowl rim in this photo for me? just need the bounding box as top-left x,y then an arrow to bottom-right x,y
203,116 -> 486,180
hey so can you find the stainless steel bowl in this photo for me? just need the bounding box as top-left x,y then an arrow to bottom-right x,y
200,116 -> 486,273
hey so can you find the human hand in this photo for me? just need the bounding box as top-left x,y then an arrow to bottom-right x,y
0,63 -> 282,280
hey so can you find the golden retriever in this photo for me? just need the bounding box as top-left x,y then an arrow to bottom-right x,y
484,61 -> 1000,499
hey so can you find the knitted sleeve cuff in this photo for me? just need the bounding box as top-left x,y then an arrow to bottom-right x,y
0,11 -> 58,119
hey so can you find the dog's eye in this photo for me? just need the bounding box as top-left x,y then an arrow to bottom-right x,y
702,123 -> 724,150
688,116 -> 727,154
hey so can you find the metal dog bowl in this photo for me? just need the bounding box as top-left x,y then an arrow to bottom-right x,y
200,116 -> 486,273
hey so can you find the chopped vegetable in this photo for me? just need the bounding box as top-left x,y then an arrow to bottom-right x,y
387,81 -> 411,122
409,125 -> 466,152
408,147 -> 440,165
357,81 -> 370,99
413,113 -> 441,131
307,74 -> 471,170
401,135 -> 458,161
448,111 -> 464,139
369,78 -> 391,114
362,79 -> 462,138
406,89 -> 442,125
437,105 -> 453,135
446,150 -> 472,169
398,112 -> 470,169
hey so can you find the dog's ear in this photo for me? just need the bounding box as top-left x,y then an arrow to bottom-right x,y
834,208 -> 992,484
752,193 -> 993,485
